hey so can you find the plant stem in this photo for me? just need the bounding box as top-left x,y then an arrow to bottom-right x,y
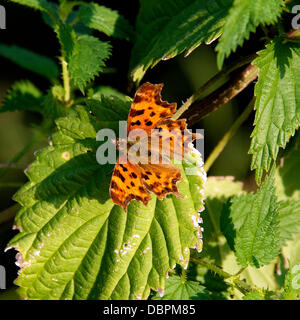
62,58 -> 71,103
284,27 -> 300,40
183,64 -> 258,125
0,182 -> 24,188
204,98 -> 255,172
0,204 -> 20,225
0,163 -> 26,170
0,133 -> 40,181
173,54 -> 257,121
190,257 -> 252,295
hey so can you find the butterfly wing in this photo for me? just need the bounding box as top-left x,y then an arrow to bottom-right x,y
110,162 -> 151,211
127,82 -> 176,134
139,163 -> 183,200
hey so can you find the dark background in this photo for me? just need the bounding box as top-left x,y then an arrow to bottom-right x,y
0,0 -> 256,298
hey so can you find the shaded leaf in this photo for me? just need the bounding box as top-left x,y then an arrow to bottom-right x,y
130,0 -> 232,82
1,80 -> 43,113
42,85 -> 68,119
78,3 -> 133,41
152,276 -> 203,300
88,86 -> 130,103
0,44 -> 59,80
216,0 -> 283,67
11,0 -> 55,13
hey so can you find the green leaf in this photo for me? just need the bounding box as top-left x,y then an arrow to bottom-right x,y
42,85 -> 68,119
242,290 -> 264,300
280,266 -> 300,300
69,36 -> 111,92
152,276 -> 203,300
55,22 -> 75,59
78,3 -> 133,41
56,23 -> 111,92
88,86 -> 130,103
0,44 -> 59,80
277,200 -> 300,245
10,0 -> 55,13
191,288 -> 227,300
229,170 -> 280,268
130,0 -> 232,83
9,94 -> 206,300
216,0 -> 283,68
1,80 -> 43,113
249,38 -> 300,184
58,0 -> 80,21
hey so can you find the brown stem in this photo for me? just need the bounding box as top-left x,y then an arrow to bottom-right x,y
285,28 -> 300,39
173,53 -> 257,120
0,163 -> 26,170
184,64 -> 258,125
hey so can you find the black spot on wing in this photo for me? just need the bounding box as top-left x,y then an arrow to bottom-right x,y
130,109 -> 145,117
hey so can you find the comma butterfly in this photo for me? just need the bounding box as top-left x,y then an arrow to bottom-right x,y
110,82 -> 198,211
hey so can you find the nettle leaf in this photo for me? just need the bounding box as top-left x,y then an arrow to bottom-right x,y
229,170 -> 280,268
277,200 -> 300,245
56,23 -> 111,92
280,266 -> 300,300
249,38 -> 300,184
130,0 -> 232,83
68,36 -> 111,91
242,291 -> 264,300
42,85 -> 68,119
152,275 -> 203,300
216,0 -> 283,68
10,0 -> 55,13
56,22 -> 75,59
78,2 -> 133,41
1,80 -> 43,113
88,86 -> 130,103
58,0 -> 80,21
0,44 -> 59,80
9,95 -> 206,300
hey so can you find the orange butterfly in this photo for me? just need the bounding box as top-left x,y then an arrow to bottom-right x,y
110,82 -> 197,211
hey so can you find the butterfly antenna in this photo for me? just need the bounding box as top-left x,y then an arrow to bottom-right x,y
89,111 -> 107,129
